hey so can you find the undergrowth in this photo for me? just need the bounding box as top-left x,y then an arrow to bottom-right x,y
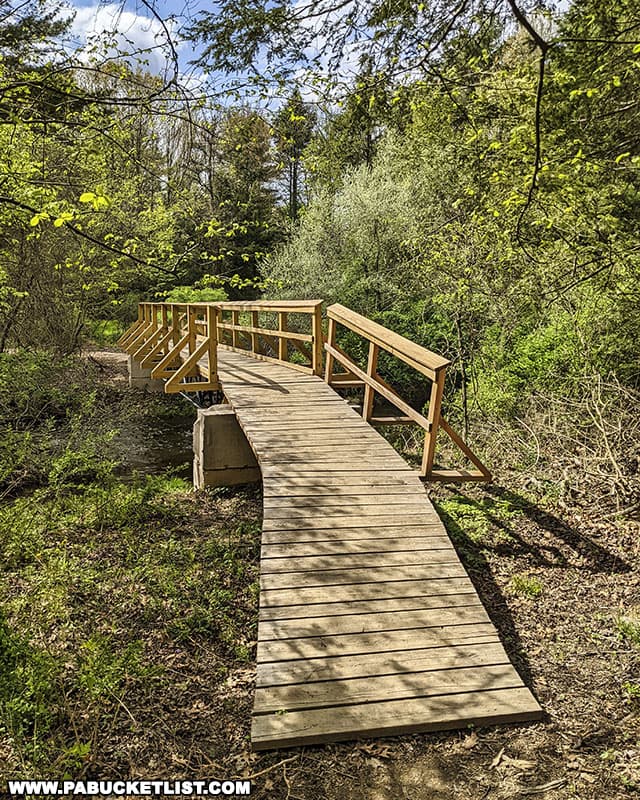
0,352 -> 261,777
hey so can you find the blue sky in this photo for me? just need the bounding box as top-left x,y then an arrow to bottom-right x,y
61,0 -> 574,106
64,0 -> 210,82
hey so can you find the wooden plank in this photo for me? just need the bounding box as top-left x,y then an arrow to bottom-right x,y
263,483 -> 427,497
256,444 -> 408,458
427,469 -> 489,483
371,416 -> 415,426
261,524 -> 445,545
258,454 -> 411,467
258,592 -> 483,622
248,431 -> 382,443
262,476 -> 422,489
251,687 -> 542,749
255,640 -> 510,685
259,548 -> 460,574
243,419 -> 382,433
258,604 -> 490,641
264,493 -> 427,506
257,623 -> 499,662
217,299 -> 323,313
262,515 -> 440,531
260,563 -> 465,591
235,418 -> 364,429
254,664 -> 521,713
221,376 -> 320,386
263,503 -> 435,519
227,403 -> 357,414
259,576 -> 477,607
261,468 -> 416,479
327,303 -> 450,376
226,392 -> 332,400
227,397 -> 349,407
251,436 -> 394,449
261,536 -> 453,559
221,379 -> 337,391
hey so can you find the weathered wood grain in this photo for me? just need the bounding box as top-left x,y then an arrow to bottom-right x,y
209,349 -> 542,749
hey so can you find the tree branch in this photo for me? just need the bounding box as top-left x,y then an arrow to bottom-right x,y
0,195 -> 175,274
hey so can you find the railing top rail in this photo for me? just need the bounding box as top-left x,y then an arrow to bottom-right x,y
327,303 -> 450,376
215,299 -> 323,312
141,299 -> 323,313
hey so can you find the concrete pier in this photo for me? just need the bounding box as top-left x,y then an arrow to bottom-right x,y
128,356 -> 164,392
193,405 -> 260,489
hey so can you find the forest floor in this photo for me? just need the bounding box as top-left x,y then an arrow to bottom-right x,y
1,351 -> 639,799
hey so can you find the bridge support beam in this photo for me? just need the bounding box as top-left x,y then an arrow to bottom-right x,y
193,405 -> 260,489
128,356 -> 165,392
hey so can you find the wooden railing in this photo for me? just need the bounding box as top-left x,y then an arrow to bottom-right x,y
118,300 -> 324,393
215,300 -> 323,375
118,302 -> 219,393
119,299 -> 490,482
325,303 -> 491,482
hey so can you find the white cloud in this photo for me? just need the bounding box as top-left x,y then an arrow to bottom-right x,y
64,2 -> 181,78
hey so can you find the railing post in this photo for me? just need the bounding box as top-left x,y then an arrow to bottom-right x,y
324,316 -> 336,383
312,304 -> 323,376
171,304 -> 180,345
278,312 -> 288,362
251,310 -> 259,355
232,310 -> 240,349
362,342 -> 379,422
188,305 -> 197,355
207,304 -> 218,385
422,367 -> 446,478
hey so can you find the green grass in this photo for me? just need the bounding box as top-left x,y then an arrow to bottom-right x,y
509,573 -> 544,599
86,319 -> 125,345
436,494 -> 521,549
615,609 -> 640,647
0,477 -> 261,776
0,351 -> 262,778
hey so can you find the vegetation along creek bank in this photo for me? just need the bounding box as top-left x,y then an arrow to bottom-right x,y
0,350 -> 637,799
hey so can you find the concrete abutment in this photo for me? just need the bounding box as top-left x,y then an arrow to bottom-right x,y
193,405 -> 261,489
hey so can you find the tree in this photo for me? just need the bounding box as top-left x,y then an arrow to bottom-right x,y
274,90 -> 316,219
207,109 -> 282,288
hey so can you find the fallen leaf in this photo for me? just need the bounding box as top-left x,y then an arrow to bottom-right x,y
490,747 -> 505,769
503,755 -> 536,771
462,732 -> 479,750
519,778 -> 567,795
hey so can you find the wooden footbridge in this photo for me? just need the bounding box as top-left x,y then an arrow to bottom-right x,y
119,300 -> 542,749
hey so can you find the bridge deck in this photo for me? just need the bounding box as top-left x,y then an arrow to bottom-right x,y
216,350 -> 542,750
